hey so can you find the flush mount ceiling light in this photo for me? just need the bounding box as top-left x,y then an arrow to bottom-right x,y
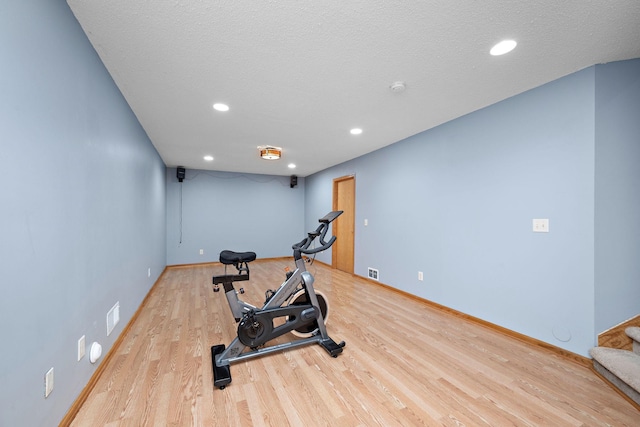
288,163 -> 296,169
258,146 -> 281,160
203,155 -> 214,161
490,39 -> 517,56
213,103 -> 229,112
350,128 -> 363,135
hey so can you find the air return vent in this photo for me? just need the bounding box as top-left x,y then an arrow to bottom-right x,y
106,301 -> 120,336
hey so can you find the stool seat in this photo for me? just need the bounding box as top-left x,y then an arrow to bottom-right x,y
219,250 -> 256,265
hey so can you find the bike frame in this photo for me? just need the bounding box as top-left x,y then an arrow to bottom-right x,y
215,255 -> 329,365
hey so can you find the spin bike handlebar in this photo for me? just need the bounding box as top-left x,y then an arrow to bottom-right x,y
292,211 -> 343,257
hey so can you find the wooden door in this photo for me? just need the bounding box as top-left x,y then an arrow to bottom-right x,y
332,176 -> 355,273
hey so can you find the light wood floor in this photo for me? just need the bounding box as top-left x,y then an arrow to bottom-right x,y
70,260 -> 639,426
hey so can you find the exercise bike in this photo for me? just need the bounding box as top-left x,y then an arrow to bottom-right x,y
211,211 -> 346,389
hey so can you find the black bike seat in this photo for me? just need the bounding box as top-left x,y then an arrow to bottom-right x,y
219,250 -> 256,265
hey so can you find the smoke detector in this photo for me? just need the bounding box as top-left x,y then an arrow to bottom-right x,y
390,81 -> 406,93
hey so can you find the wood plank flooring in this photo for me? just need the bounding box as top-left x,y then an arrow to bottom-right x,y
70,260 -> 639,426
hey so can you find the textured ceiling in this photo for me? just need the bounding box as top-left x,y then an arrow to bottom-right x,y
67,0 -> 640,177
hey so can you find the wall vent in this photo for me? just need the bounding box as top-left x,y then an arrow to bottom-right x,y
367,268 -> 379,281
106,301 -> 120,336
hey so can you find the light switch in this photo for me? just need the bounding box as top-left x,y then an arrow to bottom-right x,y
533,218 -> 549,233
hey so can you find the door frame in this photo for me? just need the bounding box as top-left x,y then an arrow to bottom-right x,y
332,175 -> 355,272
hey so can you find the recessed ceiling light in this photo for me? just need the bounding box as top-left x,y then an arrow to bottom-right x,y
350,128 -> 363,135
288,163 -> 296,169
204,155 -> 214,161
213,103 -> 229,112
490,40 -> 517,56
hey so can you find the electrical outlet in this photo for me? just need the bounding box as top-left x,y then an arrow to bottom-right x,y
368,267 -> 379,281
147,267 -> 151,278
78,335 -> 86,361
45,367 -> 54,398
418,271 -> 424,281
199,249 -> 204,255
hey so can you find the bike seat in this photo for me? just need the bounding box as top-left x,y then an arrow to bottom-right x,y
219,250 -> 257,265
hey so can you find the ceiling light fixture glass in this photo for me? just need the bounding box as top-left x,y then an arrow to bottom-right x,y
490,40 -> 517,56
350,128 -> 363,135
213,103 -> 229,112
204,155 -> 214,161
288,163 -> 296,169
258,146 -> 281,160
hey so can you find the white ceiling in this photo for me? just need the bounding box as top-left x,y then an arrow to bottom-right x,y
67,0 -> 640,177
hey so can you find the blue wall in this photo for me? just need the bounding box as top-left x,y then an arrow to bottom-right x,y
166,168 -> 305,265
594,59 -> 640,332
1,0 -> 637,423
0,1 -> 166,425
307,66 -> 604,356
